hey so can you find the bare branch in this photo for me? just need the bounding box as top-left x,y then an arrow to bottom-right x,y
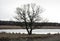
14,3 -> 47,35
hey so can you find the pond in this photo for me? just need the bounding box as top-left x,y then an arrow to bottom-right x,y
0,29 -> 60,34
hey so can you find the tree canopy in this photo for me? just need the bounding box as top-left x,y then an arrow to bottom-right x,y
14,3 -> 47,35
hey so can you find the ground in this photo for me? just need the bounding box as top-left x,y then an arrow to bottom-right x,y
0,33 -> 60,41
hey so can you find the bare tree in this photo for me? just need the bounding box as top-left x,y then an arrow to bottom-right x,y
14,4 -> 46,35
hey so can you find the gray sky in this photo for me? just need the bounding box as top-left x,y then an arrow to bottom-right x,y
0,0 -> 60,23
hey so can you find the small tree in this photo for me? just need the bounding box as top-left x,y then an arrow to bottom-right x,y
15,4 -> 46,35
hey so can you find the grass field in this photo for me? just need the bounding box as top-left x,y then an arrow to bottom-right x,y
0,33 -> 60,41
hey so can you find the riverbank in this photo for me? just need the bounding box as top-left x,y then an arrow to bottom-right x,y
0,33 -> 60,41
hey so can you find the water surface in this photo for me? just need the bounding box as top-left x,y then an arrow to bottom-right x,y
0,29 -> 60,34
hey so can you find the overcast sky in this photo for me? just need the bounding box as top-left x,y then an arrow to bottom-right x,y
0,0 -> 60,23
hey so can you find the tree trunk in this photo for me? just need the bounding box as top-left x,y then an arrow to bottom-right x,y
24,20 -> 33,35
29,29 -> 32,35
26,28 -> 32,35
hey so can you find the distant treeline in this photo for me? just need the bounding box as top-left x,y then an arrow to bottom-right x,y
0,21 -> 24,26
0,20 -> 60,26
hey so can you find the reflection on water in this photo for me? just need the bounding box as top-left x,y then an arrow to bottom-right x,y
0,29 -> 60,34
